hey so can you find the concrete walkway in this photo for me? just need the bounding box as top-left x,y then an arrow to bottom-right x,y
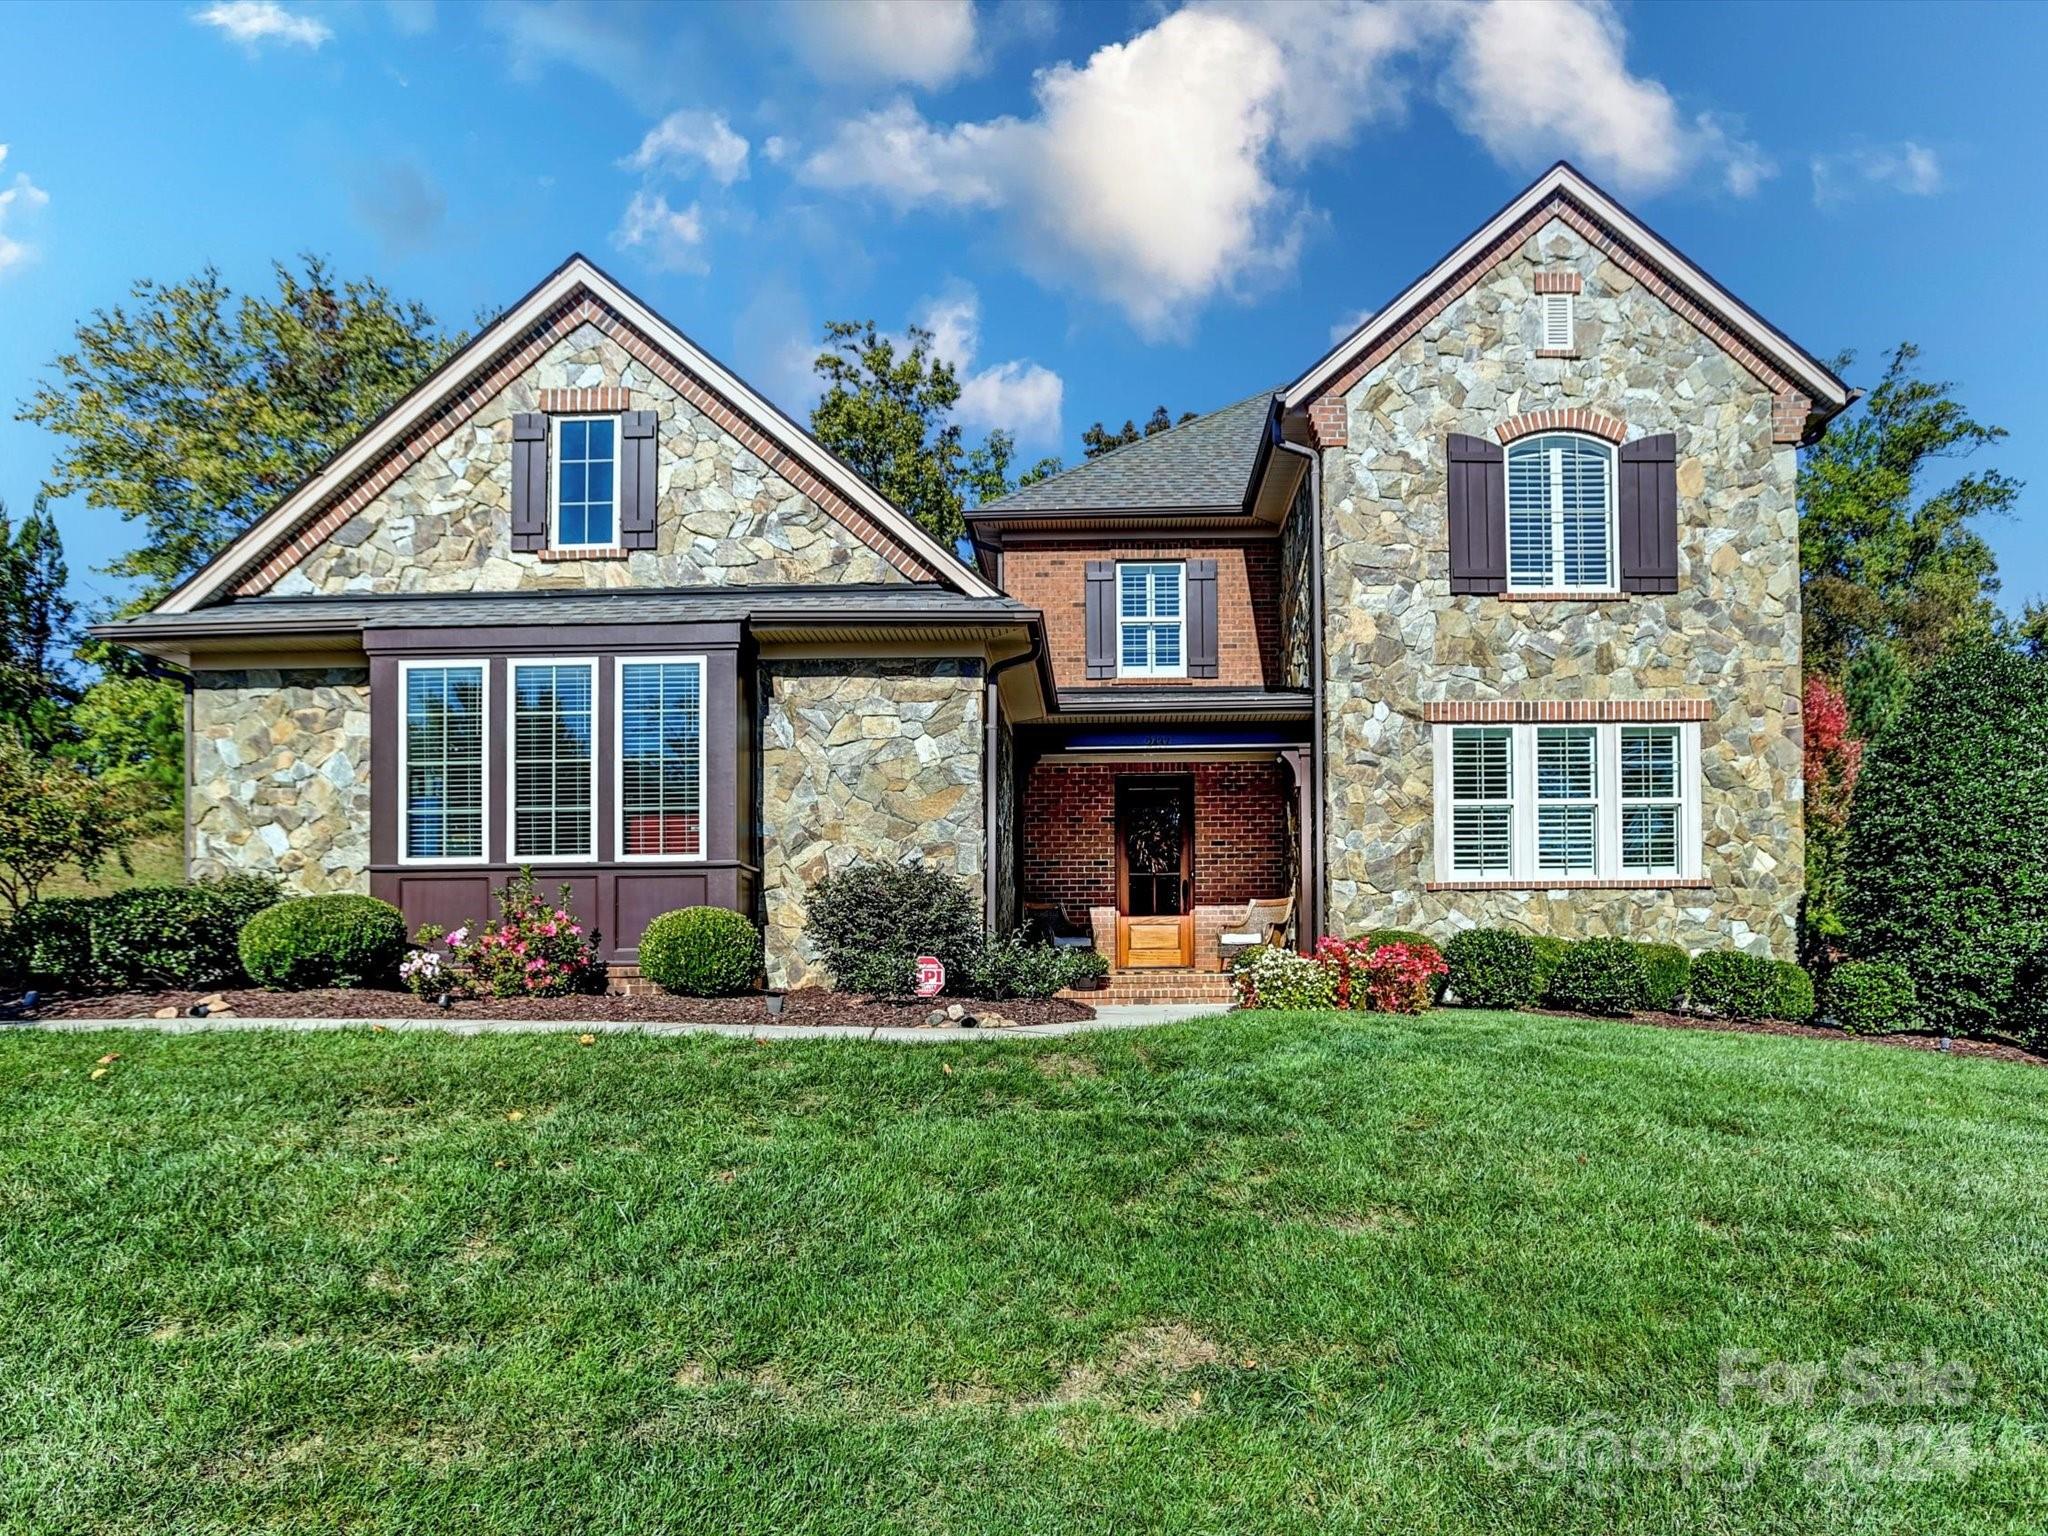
17,1001 -> 1234,1043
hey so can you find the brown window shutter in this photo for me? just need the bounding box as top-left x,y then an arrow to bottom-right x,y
1618,433 -> 1679,593
1446,433 -> 1506,594
511,413 -> 548,552
1186,558 -> 1218,678
619,410 -> 658,550
1084,560 -> 1116,679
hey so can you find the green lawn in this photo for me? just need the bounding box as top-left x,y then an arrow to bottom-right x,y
2,1011 -> 2044,1533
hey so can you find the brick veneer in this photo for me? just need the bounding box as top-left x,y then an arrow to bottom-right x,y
1495,408 -> 1626,444
1422,698 -> 1711,723
1001,539 -> 1282,689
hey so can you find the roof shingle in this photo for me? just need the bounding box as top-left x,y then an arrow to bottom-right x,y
974,391 -> 1275,515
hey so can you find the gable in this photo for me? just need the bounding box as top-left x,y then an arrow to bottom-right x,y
160,257 -> 992,612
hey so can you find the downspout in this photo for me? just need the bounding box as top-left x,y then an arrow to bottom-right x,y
983,625 -> 1044,935
1272,433 -> 1324,949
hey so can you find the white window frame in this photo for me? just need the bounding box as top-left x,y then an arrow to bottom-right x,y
1115,560 -> 1187,679
1541,291 -> 1574,351
397,658 -> 490,867
549,414 -> 620,551
1505,431 -> 1618,595
506,656 -> 600,865
613,654 -> 708,865
1433,721 -> 1702,883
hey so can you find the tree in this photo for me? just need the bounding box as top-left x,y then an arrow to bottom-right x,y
1799,344 -> 2019,679
1080,405 -> 1196,460
0,729 -> 154,914
66,674 -> 184,804
19,256 -> 463,604
810,320 -> 1031,546
2019,599 -> 2048,660
1798,673 -> 1864,964
0,497 -> 77,752
1841,639 -> 2048,1045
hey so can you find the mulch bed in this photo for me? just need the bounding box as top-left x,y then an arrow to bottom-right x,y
30,987 -> 1095,1029
1533,1005 -> 2047,1069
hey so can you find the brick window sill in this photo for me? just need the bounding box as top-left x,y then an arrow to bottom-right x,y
537,546 -> 630,563
1487,591 -> 1629,603
1534,348 -> 1578,359
1426,877 -> 1711,893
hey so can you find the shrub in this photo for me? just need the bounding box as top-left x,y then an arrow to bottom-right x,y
204,873 -> 287,929
239,895 -> 407,990
1354,942 -> 1448,1014
1826,960 -> 1919,1036
1232,944 -> 1336,1010
16,895 -> 100,986
964,930 -> 1108,999
1688,951 -> 1781,1021
638,907 -> 762,997
1634,942 -> 1692,1012
1527,934 -> 1569,993
1544,938 -> 1649,1016
1358,929 -> 1446,1000
804,858 -> 981,994
1443,929 -> 1542,1010
407,871 -> 604,999
1771,960 -> 1816,1023
92,884 -> 252,989
1843,639 -> 2048,1046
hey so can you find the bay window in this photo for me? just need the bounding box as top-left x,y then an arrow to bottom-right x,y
1435,721 -> 1700,882
509,659 -> 596,860
617,656 -> 704,860
400,660 -> 486,862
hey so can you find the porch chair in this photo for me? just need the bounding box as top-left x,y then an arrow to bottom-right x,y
1217,897 -> 1294,972
1023,903 -> 1096,953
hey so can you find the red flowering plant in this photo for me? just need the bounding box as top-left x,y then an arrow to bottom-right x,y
405,869 -> 604,999
1354,942 -> 1448,1014
1313,935 -> 1368,1008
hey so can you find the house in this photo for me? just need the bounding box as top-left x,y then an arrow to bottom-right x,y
102,162 -> 1851,990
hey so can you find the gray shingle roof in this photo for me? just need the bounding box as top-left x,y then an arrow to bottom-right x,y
99,584 -> 1033,637
974,391 -> 1275,515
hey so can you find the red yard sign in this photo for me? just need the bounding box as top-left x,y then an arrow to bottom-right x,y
914,955 -> 946,998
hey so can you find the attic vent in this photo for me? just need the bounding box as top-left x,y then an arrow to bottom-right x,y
1541,292 -> 1574,352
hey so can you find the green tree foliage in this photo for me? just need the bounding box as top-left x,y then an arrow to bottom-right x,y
1080,405 -> 1195,460
1799,344 -> 2019,679
0,729 -> 154,914
1841,638 -> 1911,741
1842,639 -> 2048,1045
808,320 -> 1030,546
19,255 -> 463,603
0,497 -> 77,752
66,674 -> 184,802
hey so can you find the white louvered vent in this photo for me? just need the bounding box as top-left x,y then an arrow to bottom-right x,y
1542,292 -> 1574,351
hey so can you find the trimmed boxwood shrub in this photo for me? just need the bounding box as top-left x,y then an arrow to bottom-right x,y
94,884 -> 257,990
1771,959 -> 1816,1023
16,895 -> 100,986
1689,951 -> 1780,1021
805,858 -> 983,995
1544,938 -> 1649,1016
639,906 -> 762,997
1843,640 -> 2048,1046
1826,960 -> 1918,1036
1527,934 -> 1568,994
239,895 -> 407,990
1634,942 -> 1692,1012
964,930 -> 1108,1000
1442,928 -> 1542,1010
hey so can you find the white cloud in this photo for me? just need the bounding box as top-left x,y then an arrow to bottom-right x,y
624,109 -> 750,186
789,0 -> 981,89
612,190 -> 708,274
1695,113 -> 1776,198
193,0 -> 333,49
913,287 -> 1063,446
0,146 -> 50,278
1328,306 -> 1375,344
384,0 -> 435,36
1811,141 -> 1943,206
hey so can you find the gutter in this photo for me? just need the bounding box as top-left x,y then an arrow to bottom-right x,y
1271,430 -> 1325,950
983,626 -> 1046,936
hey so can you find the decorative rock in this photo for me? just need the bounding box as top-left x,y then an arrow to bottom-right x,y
153,1006 -> 178,1020
945,1003 -> 965,1021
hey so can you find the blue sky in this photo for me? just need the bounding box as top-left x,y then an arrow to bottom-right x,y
2,0 -> 2043,621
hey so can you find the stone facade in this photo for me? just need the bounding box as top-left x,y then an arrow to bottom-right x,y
270,322 -> 907,596
1318,215 -> 1802,955
1278,479 -> 1315,691
189,668 -> 372,895
759,658 -> 986,987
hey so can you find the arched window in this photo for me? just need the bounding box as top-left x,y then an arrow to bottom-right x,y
1505,432 -> 1616,592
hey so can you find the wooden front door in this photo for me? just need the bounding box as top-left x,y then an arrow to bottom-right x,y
1115,776 -> 1194,968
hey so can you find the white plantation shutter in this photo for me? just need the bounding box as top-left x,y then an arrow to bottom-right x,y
618,659 -> 703,858
1542,292 -> 1574,351
1116,561 -> 1185,676
1450,727 -> 1513,875
402,663 -> 485,860
1535,726 -> 1598,873
1620,726 -> 1682,873
1506,434 -> 1613,591
510,660 -> 594,859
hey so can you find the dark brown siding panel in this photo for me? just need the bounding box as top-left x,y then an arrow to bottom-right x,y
619,410 -> 658,549
1187,557 -> 1219,677
1446,433 -> 1506,594
1618,432 -> 1679,593
511,413 -> 548,551
1084,559 -> 1115,679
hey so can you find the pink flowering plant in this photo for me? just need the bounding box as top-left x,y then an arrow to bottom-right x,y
404,869 -> 603,999
1352,942 -> 1447,1014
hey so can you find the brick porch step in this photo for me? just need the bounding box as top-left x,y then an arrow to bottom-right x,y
1063,969 -> 1237,1005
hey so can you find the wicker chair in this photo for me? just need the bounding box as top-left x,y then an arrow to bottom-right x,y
1023,903 -> 1097,952
1216,896 -> 1294,971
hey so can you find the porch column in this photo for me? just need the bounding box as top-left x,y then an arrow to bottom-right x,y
1281,747 -> 1317,950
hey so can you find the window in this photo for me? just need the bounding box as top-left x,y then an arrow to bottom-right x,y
1435,721 -> 1699,882
1117,562 -> 1185,677
1507,433 -> 1614,592
1541,291 -> 1574,351
509,659 -> 595,860
552,416 -> 618,548
400,661 -> 485,862
617,657 -> 704,860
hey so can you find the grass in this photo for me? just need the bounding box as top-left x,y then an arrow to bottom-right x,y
2,1009 -> 2045,1533
37,821 -> 183,899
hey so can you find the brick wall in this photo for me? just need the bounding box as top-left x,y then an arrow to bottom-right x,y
1000,539 -> 1282,689
1021,759 -> 1294,921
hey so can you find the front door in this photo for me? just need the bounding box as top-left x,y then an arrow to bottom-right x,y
1116,776 -> 1194,968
